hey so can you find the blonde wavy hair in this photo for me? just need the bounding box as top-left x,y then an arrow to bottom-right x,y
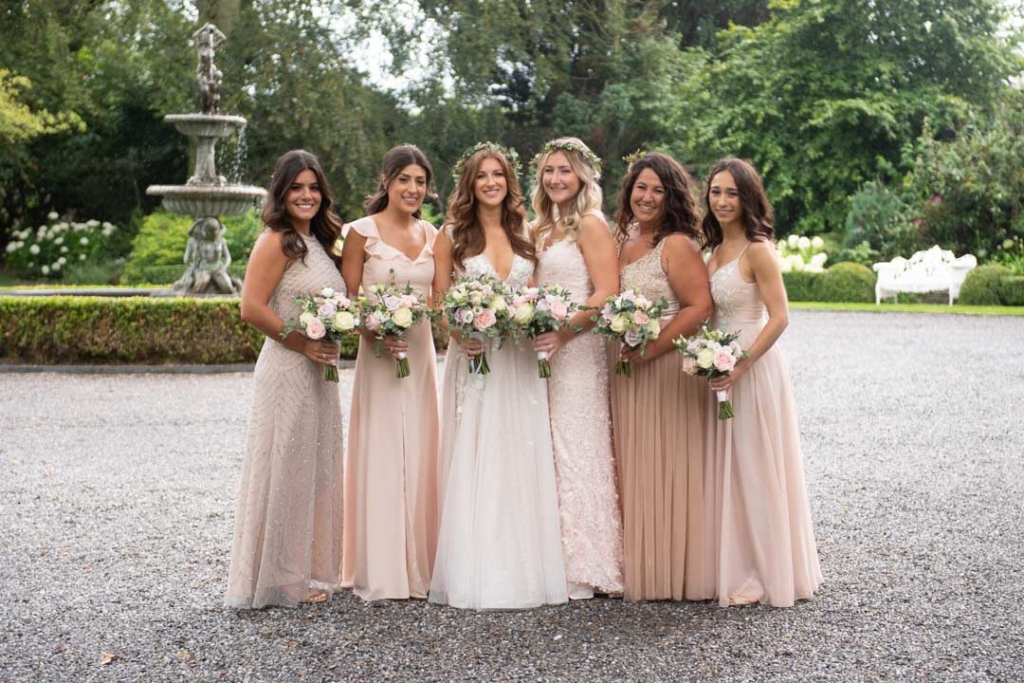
530,137 -> 604,248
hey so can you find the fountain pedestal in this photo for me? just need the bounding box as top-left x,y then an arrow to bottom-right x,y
145,23 -> 266,296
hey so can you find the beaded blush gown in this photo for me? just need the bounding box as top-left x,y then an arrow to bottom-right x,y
609,233 -> 713,602
342,217 -> 440,601
536,235 -> 624,597
430,249 -> 568,610
706,247 -> 822,607
226,232 -> 346,609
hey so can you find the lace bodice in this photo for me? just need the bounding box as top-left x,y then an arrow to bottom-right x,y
620,238 -> 680,320
709,255 -> 767,348
536,240 -> 591,305
459,252 -> 534,288
268,232 -> 345,322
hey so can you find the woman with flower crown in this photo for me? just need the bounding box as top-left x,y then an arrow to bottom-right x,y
700,157 -> 821,607
530,137 -> 624,599
340,144 -> 440,601
611,152 -> 714,601
429,142 -> 568,610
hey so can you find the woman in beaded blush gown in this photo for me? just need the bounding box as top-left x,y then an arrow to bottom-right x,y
227,150 -> 346,609
700,158 -> 821,607
429,143 -> 567,610
609,152 -> 714,602
530,137 -> 623,599
340,145 -> 440,601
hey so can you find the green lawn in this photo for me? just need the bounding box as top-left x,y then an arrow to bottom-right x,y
790,301 -> 1024,316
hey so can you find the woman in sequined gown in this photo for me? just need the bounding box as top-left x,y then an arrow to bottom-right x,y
609,152 -> 714,602
429,144 -> 567,610
530,138 -> 623,599
700,158 -> 821,607
340,145 -> 440,601
227,150 -> 346,609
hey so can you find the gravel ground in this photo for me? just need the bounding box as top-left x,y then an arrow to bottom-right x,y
1,310 -> 1022,682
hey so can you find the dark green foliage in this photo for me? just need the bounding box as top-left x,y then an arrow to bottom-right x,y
844,182 -> 922,259
815,262 -> 876,303
997,276 -> 1024,307
0,296 -> 360,364
782,271 -> 820,302
959,264 -> 1012,305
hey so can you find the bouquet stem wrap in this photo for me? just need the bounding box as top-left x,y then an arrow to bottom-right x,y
715,389 -> 734,420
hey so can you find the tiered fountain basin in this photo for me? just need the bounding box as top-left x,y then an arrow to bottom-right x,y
165,113 -> 247,138
146,183 -> 266,215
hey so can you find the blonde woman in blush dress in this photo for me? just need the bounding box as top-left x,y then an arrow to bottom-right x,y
429,143 -> 567,610
340,145 -> 440,601
530,138 -> 623,599
610,152 -> 714,602
700,158 -> 822,607
227,150 -> 346,608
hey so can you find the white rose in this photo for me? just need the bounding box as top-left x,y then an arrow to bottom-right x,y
392,307 -> 414,328
320,287 -> 335,298
514,303 -> 534,324
696,346 -> 715,369
645,319 -> 661,337
333,311 -> 356,331
490,295 -> 508,312
610,314 -> 630,334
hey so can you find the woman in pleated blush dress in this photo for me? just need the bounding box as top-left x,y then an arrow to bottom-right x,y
340,145 -> 440,601
609,152 -> 714,601
700,157 -> 822,607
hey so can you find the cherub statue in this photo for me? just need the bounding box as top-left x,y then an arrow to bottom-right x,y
175,216 -> 242,295
193,23 -> 226,114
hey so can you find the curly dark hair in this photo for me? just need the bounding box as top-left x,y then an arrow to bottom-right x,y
262,149 -> 343,267
445,147 -> 536,271
615,152 -> 700,247
700,157 -> 774,251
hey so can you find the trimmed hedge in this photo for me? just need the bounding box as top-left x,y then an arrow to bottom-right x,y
782,271 -> 820,302
0,296 -> 359,365
959,265 -> 1014,306
999,276 -> 1024,306
782,262 -> 875,303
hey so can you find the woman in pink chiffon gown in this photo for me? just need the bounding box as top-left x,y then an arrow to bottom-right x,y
340,145 -> 440,601
701,157 -> 822,607
530,137 -> 623,599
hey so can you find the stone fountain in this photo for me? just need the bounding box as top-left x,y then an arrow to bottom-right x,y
146,23 -> 266,295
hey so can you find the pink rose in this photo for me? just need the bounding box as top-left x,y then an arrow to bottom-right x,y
364,313 -> 381,332
401,294 -> 418,307
317,301 -> 337,317
713,347 -> 737,372
305,317 -> 326,340
550,301 -> 568,319
536,298 -> 551,311
681,356 -> 698,375
474,308 -> 497,331
633,311 -> 650,325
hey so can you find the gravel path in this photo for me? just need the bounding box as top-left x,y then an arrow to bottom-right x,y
1,310 -> 1022,682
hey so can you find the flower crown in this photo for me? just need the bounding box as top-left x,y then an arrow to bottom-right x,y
531,139 -> 603,179
622,149 -> 647,173
452,141 -> 521,184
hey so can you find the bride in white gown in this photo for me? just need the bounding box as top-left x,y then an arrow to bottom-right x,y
429,143 -> 568,610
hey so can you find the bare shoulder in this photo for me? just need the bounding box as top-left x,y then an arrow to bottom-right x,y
434,224 -> 454,251
663,232 -> 703,256
578,213 -> 614,244
746,239 -> 778,265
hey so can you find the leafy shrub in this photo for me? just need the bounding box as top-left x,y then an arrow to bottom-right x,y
989,236 -> 1024,275
3,212 -> 120,280
121,209 -> 262,284
959,265 -> 1012,306
836,240 -> 880,267
776,234 -> 829,273
998,276 -> 1024,306
815,262 -> 875,303
782,271 -> 820,301
843,181 -> 922,259
0,296 -> 360,364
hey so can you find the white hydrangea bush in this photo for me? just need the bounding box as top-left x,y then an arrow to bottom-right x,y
3,212 -> 118,279
776,234 -> 829,273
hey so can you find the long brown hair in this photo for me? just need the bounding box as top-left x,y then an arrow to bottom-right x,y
615,152 -> 700,247
700,157 -> 775,250
446,148 -> 535,271
262,150 -> 343,266
364,144 -> 436,218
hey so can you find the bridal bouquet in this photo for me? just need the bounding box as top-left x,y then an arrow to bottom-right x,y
439,275 -> 511,375
507,285 -> 578,378
674,321 -> 748,419
591,289 -> 666,377
282,287 -> 360,382
362,280 -> 429,379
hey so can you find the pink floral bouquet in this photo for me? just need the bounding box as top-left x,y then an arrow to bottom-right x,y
439,275 -> 512,375
673,321 -> 748,419
361,279 -> 429,379
282,287 -> 360,382
590,289 -> 666,377
507,285 -> 578,378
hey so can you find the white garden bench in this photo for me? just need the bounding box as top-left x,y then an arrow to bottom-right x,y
872,246 -> 977,305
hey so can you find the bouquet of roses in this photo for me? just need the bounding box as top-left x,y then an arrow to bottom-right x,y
281,287 -> 360,382
362,279 -> 429,379
673,320 -> 748,419
591,289 -> 666,377
439,275 -> 511,375
507,285 -> 578,378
